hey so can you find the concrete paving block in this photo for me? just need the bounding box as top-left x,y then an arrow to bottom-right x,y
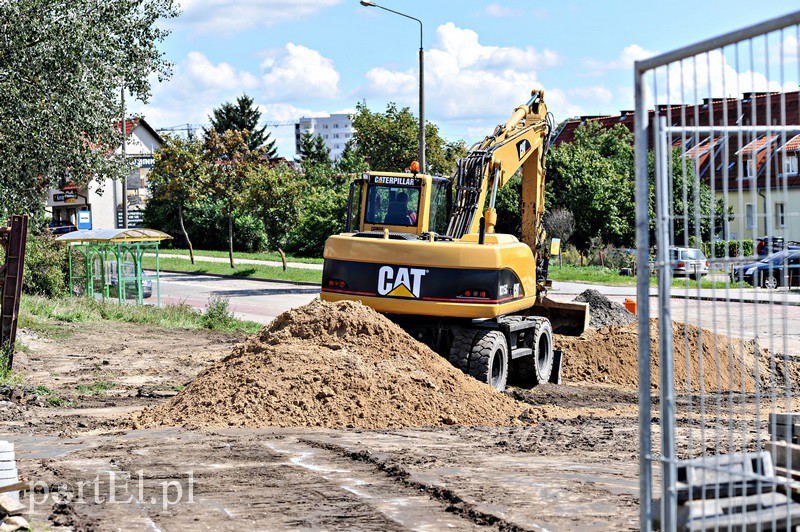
677,492 -> 800,531
676,451 -> 774,503
0,515 -> 29,532
0,494 -> 24,516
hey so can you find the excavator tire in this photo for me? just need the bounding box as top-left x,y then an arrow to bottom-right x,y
510,317 -> 553,387
448,328 -> 476,373
530,318 -> 554,385
468,330 -> 509,392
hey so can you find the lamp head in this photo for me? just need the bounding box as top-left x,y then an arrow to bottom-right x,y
360,0 -> 377,6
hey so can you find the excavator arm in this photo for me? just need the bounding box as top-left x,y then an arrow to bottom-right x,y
446,90 -> 587,329
446,90 -> 554,259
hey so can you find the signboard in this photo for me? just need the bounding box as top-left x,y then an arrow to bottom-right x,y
53,190 -> 78,203
77,210 -> 92,230
550,237 -> 561,256
117,209 -> 144,228
130,156 -> 154,169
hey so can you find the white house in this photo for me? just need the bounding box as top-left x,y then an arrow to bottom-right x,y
295,114 -> 354,160
47,119 -> 163,229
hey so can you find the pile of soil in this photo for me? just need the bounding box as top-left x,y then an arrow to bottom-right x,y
556,319 -> 800,392
573,289 -> 636,329
132,300 -> 526,429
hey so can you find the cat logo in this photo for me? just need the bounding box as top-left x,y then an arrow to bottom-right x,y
377,266 -> 426,298
516,139 -> 531,160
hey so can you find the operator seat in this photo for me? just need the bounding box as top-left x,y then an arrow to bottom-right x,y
384,201 -> 410,225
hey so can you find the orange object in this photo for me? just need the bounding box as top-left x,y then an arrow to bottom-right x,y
409,161 -> 420,173
624,298 -> 637,316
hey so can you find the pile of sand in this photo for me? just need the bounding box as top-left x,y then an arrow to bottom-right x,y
132,300 -> 526,429
572,289 -> 636,329
556,319 -> 800,392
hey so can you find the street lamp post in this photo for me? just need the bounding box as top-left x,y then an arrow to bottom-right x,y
360,0 -> 425,173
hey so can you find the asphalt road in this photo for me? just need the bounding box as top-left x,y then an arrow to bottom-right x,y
150,271 -> 319,324
144,270 -> 800,356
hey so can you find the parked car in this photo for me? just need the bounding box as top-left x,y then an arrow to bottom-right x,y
669,247 -> 709,279
47,220 -> 77,235
755,236 -> 800,256
732,250 -> 800,289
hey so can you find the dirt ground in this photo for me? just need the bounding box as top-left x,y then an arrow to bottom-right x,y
0,319 -> 649,531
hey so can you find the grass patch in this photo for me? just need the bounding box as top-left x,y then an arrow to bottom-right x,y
549,265 -> 637,286
32,384 -> 69,406
143,256 -> 322,284
76,378 -> 116,396
549,265 -> 731,290
148,248 -> 324,265
20,294 -> 262,335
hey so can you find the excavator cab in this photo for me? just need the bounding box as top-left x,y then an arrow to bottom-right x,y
344,170 -> 450,237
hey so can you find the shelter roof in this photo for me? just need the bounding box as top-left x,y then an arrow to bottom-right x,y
55,228 -> 172,243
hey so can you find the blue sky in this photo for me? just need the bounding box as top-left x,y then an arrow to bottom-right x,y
130,0 -> 799,158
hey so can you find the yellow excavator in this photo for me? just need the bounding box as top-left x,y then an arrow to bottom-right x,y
321,90 -> 588,391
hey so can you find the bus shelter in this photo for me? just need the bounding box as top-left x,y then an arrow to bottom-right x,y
55,229 -> 172,306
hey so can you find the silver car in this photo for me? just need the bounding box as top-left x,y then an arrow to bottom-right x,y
669,247 -> 709,279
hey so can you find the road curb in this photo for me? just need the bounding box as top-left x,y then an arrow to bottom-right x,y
670,294 -> 800,307
146,268 -> 322,288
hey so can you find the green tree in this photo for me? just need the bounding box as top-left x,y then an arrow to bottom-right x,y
335,140 -> 368,174
148,136 -> 206,263
546,122 -> 636,249
208,94 -> 277,156
203,129 -> 264,267
285,184 -> 350,257
246,164 -> 306,252
297,131 -> 332,169
0,0 -> 178,219
351,102 -> 462,176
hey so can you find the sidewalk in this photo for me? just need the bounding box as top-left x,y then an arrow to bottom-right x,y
145,253 -> 324,271
552,281 -> 800,306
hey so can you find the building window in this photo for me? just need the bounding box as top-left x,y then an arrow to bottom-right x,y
334,134 -> 339,138
784,155 -> 798,175
335,144 -> 340,149
747,159 -> 756,177
746,203 -> 755,229
776,202 -> 786,228
334,124 -> 339,128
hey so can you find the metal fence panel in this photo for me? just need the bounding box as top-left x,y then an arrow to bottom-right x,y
635,11 -> 800,531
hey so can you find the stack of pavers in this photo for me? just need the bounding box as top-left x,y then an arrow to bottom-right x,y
654,449 -> 800,530
0,441 -> 28,531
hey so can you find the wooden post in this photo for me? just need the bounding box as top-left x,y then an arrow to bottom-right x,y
0,215 -> 29,369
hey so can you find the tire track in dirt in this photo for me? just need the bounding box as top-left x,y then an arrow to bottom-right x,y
300,438 -> 545,532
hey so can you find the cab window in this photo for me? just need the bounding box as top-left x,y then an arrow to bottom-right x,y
365,186 -> 420,226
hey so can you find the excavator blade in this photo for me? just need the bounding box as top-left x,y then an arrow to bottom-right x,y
526,296 -> 589,336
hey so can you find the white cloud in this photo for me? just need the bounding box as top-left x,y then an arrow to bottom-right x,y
362,23 -> 565,121
567,85 -> 613,104
261,43 -> 341,100
176,0 -> 342,34
656,49 -> 796,104
128,51 -> 260,127
183,52 -> 259,92
582,44 -> 658,76
258,103 -> 327,123
480,3 -> 521,17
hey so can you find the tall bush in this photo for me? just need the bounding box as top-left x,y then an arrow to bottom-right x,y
23,233 -> 66,297
285,184 -> 349,257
